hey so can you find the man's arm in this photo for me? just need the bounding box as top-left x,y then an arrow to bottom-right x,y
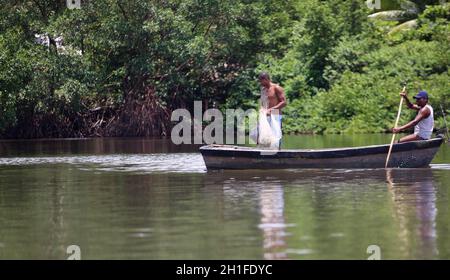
269,85 -> 287,111
393,107 -> 431,133
400,90 -> 420,111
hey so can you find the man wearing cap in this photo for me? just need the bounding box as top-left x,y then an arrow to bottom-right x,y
392,90 -> 434,143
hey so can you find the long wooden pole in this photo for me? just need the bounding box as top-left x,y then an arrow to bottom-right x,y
385,86 -> 406,168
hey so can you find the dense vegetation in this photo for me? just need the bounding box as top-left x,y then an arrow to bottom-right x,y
0,0 -> 448,138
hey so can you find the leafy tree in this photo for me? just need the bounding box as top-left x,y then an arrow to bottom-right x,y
368,0 -> 446,36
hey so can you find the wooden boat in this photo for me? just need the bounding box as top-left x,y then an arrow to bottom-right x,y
200,137 -> 445,170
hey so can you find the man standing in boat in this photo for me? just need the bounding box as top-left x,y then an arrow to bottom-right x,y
392,90 -> 434,143
258,72 -> 287,148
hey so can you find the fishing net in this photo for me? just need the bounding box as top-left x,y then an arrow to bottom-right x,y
249,87 -> 281,149
258,110 -> 279,147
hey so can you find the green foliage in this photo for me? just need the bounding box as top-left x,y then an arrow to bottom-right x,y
414,3 -> 450,41
286,39 -> 448,134
0,0 -> 274,137
291,2 -> 340,90
258,0 -> 371,95
0,0 -> 448,138
324,31 -> 384,86
254,2 -> 449,135
409,0 -> 444,12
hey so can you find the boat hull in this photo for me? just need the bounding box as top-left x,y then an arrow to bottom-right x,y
200,138 -> 444,170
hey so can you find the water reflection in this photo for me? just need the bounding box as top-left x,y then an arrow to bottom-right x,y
207,168 -> 445,260
386,169 -> 438,259
0,138 -> 201,157
205,171 -> 290,259
258,184 -> 288,260
46,184 -> 66,259
0,135 -> 448,259
0,153 -> 206,174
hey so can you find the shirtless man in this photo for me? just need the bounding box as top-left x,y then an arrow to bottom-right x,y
258,72 -> 287,115
258,72 -> 287,148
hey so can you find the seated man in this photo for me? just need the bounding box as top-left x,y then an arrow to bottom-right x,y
392,90 -> 434,143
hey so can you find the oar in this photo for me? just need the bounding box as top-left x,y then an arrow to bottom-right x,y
385,84 -> 407,168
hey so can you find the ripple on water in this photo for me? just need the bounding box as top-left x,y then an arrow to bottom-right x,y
1,155 -> 448,174
430,164 -> 450,170
285,249 -> 314,256
0,153 -> 207,174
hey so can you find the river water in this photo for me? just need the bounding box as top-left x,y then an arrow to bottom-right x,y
0,135 -> 449,259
